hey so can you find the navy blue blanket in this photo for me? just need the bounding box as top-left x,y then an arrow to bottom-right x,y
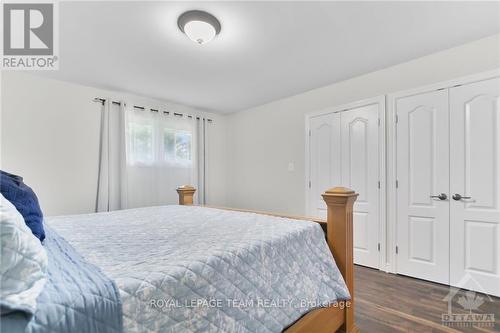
1,226 -> 122,333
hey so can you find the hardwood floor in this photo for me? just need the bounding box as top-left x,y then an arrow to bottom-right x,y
355,266 -> 499,332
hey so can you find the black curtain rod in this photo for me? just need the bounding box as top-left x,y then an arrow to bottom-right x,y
93,98 -> 121,106
93,97 -> 213,122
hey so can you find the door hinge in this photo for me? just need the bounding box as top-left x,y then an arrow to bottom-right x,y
395,246 -> 399,254
378,181 -> 381,189
396,180 -> 399,188
377,243 -> 381,252
308,180 -> 311,188
309,129 -> 311,137
395,114 -> 399,124
378,118 -> 381,127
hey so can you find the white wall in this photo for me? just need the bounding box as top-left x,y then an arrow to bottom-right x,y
1,72 -> 227,216
2,34 -> 499,217
226,34 -> 500,215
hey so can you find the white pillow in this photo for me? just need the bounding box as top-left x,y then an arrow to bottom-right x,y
0,193 -> 48,315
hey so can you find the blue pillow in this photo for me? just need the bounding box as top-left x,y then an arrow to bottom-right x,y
0,170 -> 45,242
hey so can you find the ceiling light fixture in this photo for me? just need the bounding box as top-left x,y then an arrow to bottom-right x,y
178,10 -> 221,45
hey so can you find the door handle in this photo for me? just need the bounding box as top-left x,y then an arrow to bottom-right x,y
430,193 -> 447,201
452,193 -> 472,201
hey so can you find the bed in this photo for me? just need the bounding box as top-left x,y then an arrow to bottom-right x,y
2,186 -> 358,333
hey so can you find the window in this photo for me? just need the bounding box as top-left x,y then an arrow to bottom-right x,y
164,129 -> 192,163
126,109 -> 194,167
127,123 -> 192,166
129,123 -> 153,164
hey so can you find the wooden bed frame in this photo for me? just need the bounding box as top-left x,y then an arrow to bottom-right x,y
177,185 -> 359,333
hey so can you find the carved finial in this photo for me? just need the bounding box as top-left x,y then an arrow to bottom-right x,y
324,187 -> 356,195
177,185 -> 196,205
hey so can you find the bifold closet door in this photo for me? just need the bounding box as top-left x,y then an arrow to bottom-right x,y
450,77 -> 500,297
340,105 -> 381,268
308,102 -> 381,269
396,89 -> 450,285
308,113 -> 341,218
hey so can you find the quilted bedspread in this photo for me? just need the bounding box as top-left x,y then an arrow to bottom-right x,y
47,205 -> 349,333
1,225 -> 122,333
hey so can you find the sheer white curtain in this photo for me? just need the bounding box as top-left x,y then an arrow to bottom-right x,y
96,100 -> 208,211
124,107 -> 199,208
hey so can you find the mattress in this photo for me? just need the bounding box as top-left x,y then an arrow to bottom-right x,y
47,205 -> 349,333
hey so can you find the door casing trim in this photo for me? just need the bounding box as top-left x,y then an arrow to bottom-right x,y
305,95 -> 386,270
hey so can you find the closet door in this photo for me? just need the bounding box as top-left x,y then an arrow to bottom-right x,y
308,112 -> 341,218
396,89 -> 450,284
340,104 -> 380,268
450,78 -> 500,297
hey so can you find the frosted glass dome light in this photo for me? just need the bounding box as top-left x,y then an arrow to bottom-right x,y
178,10 -> 221,45
184,20 -> 216,44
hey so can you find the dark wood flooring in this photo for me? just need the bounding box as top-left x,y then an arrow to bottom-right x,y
355,266 -> 500,333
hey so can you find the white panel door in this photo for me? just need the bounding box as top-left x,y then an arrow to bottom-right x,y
308,113 -> 341,218
396,90 -> 450,284
308,102 -> 382,269
340,104 -> 380,268
450,78 -> 500,297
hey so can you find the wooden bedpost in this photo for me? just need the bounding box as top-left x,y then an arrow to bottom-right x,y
177,185 -> 196,205
322,187 -> 359,333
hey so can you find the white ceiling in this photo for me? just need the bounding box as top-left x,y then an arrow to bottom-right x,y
37,1 -> 500,113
